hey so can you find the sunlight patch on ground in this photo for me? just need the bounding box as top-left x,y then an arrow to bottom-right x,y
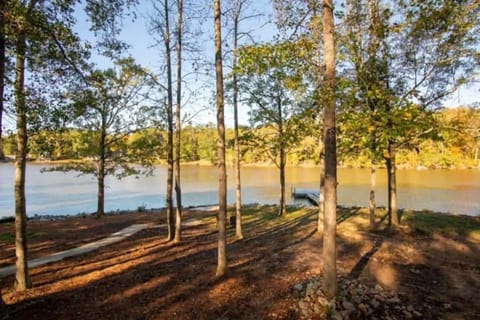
103,275 -> 170,304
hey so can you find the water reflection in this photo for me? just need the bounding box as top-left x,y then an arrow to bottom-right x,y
0,164 -> 478,217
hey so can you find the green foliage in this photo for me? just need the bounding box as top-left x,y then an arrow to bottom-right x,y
235,40 -> 317,168
42,58 -> 160,179
4,107 -> 479,168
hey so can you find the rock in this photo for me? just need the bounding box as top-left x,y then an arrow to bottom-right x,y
388,296 -> 401,304
403,310 -> 413,319
443,303 -> 452,310
350,294 -> 362,304
305,281 -> 318,297
298,301 -> 309,313
375,284 -> 384,291
313,303 -> 322,315
331,310 -> 343,320
374,294 -> 384,302
407,305 -> 414,312
293,283 -> 304,299
413,310 -> 422,318
358,303 -> 368,314
342,300 -> 355,311
317,296 -> 329,306
340,310 -> 352,320
370,299 -> 380,309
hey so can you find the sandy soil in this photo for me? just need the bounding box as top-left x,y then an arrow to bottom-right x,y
1,206 -> 479,319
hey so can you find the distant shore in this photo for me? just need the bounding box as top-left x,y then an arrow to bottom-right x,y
1,156 -> 479,170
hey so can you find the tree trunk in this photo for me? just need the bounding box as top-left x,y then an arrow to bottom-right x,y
275,81 -> 287,217
312,4 -> 324,234
321,0 -> 337,300
279,146 -> 286,216
164,0 -> 175,241
214,0 -> 228,278
232,8 -> 243,239
97,129 -> 106,218
387,139 -> 399,225
14,31 -> 31,291
317,131 -> 325,233
174,0 -> 183,243
0,6 -> 5,161
369,159 -> 376,227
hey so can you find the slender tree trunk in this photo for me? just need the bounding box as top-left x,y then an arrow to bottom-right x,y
279,146 -> 286,216
277,91 -> 286,216
387,139 -> 399,225
173,0 -> 183,243
312,4 -> 324,233
369,159 -> 376,227
322,0 -> 337,300
214,0 -> 227,278
232,10 -> 243,239
0,6 -> 5,161
317,133 -> 325,233
97,129 -> 106,218
164,0 -> 175,241
14,31 -> 31,291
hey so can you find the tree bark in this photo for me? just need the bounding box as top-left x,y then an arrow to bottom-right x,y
97,127 -> 106,218
317,133 -> 325,233
0,5 -> 5,161
322,0 -> 337,300
369,159 -> 376,227
279,146 -> 286,216
174,0 -> 183,243
214,0 -> 228,278
277,89 -> 286,216
387,139 -> 399,225
312,4 -> 324,234
232,6 -> 243,239
14,30 -> 31,291
164,0 -> 175,241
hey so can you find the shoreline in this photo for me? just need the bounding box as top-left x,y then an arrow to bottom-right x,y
1,203 -> 478,223
1,157 -> 479,170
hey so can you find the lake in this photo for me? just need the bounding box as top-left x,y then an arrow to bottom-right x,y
0,164 -> 479,218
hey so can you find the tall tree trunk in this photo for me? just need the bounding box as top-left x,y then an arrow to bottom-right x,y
321,0 -> 337,300
277,91 -> 286,216
173,0 -> 183,243
14,31 -> 31,291
369,159 -> 376,227
312,4 -> 324,233
367,0 -> 379,229
279,146 -> 286,216
97,129 -> 106,218
0,6 -> 5,161
164,0 -> 175,241
317,133 -> 325,233
214,0 -> 227,278
387,139 -> 399,225
232,7 -> 243,239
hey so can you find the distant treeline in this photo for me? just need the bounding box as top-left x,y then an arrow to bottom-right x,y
2,107 -> 479,169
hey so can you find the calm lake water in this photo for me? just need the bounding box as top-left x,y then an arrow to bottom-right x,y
0,164 -> 479,218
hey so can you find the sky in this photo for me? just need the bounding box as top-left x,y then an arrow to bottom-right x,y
74,0 -> 479,123
3,1 -> 478,131
73,0 -> 278,128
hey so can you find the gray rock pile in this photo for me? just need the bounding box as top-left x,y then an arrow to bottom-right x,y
293,278 -> 424,320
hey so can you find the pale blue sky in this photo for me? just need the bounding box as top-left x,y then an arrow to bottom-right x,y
3,1 -> 478,131
73,0 -> 278,127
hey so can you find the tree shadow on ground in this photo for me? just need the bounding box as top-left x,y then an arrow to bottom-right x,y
1,207 -> 320,320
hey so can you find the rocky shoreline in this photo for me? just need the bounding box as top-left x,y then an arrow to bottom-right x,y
293,278 -> 430,320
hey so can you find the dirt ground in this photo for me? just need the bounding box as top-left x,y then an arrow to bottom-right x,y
1,206 -> 479,320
